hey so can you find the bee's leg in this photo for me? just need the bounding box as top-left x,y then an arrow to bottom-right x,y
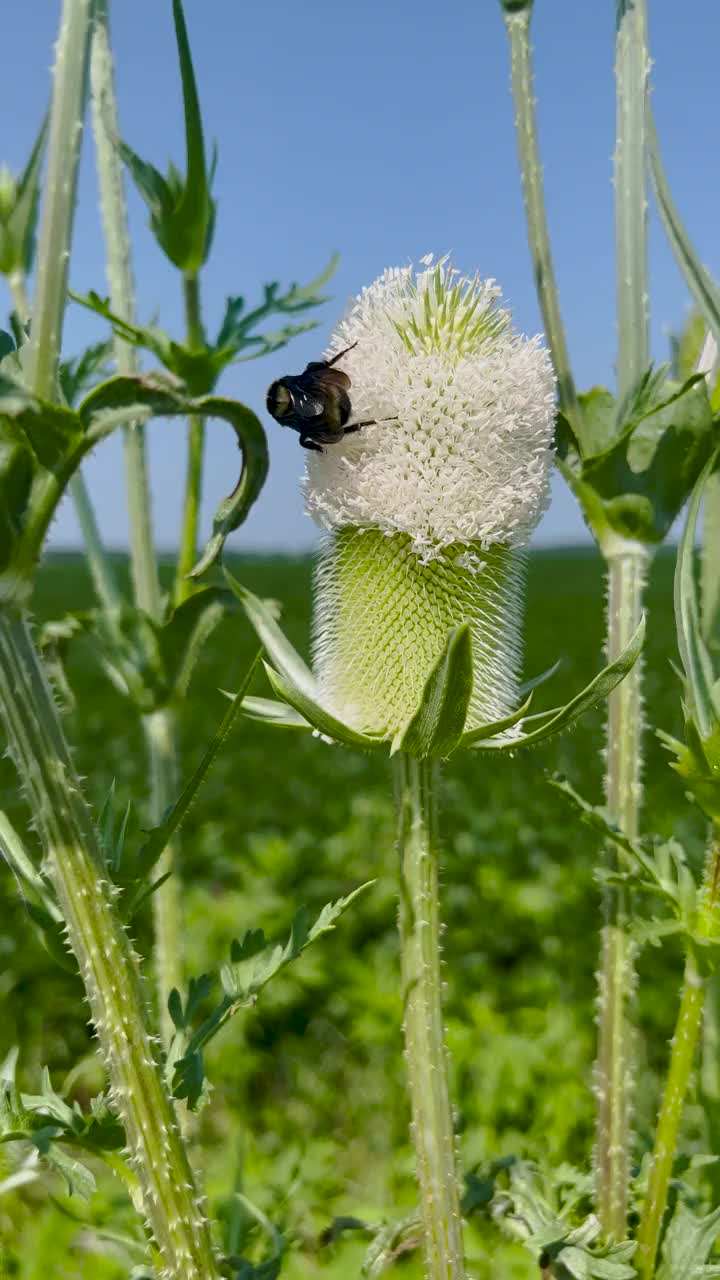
325,340 -> 358,368
300,435 -> 324,453
344,416 -> 398,434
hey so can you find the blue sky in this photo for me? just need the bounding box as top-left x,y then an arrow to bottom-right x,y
2,0 -> 719,553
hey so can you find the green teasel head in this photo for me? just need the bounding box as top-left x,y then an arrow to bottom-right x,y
306,256 -> 554,744
236,259 -> 646,756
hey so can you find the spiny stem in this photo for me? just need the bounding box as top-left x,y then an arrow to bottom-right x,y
9,262 -> 122,619
635,826 -> 720,1278
593,0 -> 650,1240
90,0 -> 183,1038
596,543 -> 647,1238
26,0 -> 93,401
7,270 -> 30,325
145,708 -> 184,1045
395,755 -> 465,1280
90,0 -> 162,622
174,272 -> 206,604
615,0 -> 650,401
68,473 -> 124,615
0,611 -> 220,1280
503,6 -> 581,433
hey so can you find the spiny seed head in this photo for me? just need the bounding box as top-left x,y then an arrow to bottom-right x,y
305,259 -> 554,739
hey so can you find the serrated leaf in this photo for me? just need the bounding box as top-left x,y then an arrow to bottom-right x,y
473,616 -> 645,751
657,1203 -> 720,1279
172,882 -> 373,1107
59,339 -> 113,408
394,624 -> 473,757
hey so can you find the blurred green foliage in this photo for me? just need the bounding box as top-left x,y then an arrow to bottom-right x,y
0,548 -> 701,1277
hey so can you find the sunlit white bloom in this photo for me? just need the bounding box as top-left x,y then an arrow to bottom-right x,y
304,256 -> 556,561
298,257 -> 556,740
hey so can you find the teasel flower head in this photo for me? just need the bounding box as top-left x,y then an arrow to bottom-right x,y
307,255 -> 555,742
237,257 -> 643,757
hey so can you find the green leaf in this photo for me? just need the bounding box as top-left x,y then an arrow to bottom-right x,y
648,111 -> 720,351
0,812 -> 75,972
518,658 -> 562,697
264,663 -> 385,751
171,882 -> 373,1107
236,695 -> 312,731
675,452 -> 720,738
549,776 -> 697,924
557,366 -> 717,547
473,616 -> 645,751
657,1203 -> 720,1279
458,694 -> 533,750
168,0 -> 214,269
0,442 -> 33,573
226,574 -> 316,696
0,375 -> 81,470
0,111 -> 47,277
0,1066 -> 123,1199
131,651 -> 262,897
116,0 -> 214,270
80,378 -> 269,576
394,624 -> 473,757
59,339 -> 113,408
187,395 -> 268,576
156,585 -> 229,701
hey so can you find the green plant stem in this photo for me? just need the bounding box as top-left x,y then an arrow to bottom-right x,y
596,541 -> 647,1239
9,262 -> 123,619
175,272 -> 206,603
615,0 -> 650,400
26,0 -> 93,402
7,270 -> 30,326
69,473 -> 124,615
90,0 -> 183,1040
0,610 -> 219,1280
394,754 -> 465,1280
90,0 -> 163,623
593,0 -> 650,1240
503,6 -> 580,432
145,707 -> 184,1045
635,825 -> 720,1278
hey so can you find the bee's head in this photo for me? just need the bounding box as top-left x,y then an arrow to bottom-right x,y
266,380 -> 292,419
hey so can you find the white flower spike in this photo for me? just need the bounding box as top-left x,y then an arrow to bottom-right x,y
306,256 -> 556,742
304,255 -> 556,556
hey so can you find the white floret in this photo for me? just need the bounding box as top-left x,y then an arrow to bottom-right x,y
303,257 -> 556,561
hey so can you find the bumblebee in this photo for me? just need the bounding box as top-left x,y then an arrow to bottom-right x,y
266,341 -> 379,452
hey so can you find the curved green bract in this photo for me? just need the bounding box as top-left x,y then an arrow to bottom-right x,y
472,616 -> 646,752
394,624 -> 473,758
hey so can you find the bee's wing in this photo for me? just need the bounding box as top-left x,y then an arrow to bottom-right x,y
305,365 -> 352,391
290,386 -> 326,418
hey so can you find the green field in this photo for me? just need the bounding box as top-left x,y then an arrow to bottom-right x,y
0,547 -> 701,1278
